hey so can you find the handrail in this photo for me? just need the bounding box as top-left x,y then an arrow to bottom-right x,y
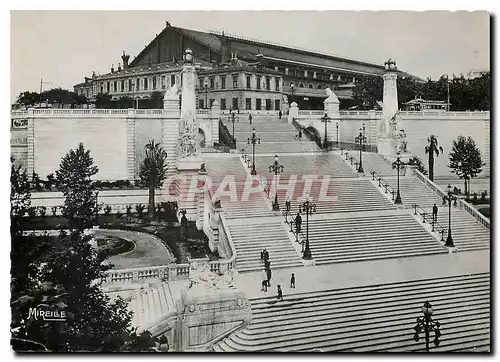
413,169 -> 447,199
371,171 -> 397,200
215,214 -> 237,271
411,203 -> 448,242
458,198 -> 490,229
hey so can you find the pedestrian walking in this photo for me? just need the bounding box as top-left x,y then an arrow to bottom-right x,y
249,114 -> 253,125
266,268 -> 272,287
277,285 -> 283,301
298,130 -> 303,140
295,212 -> 302,233
285,197 -> 291,212
432,204 -> 438,222
263,249 -> 269,262
279,110 -> 282,120
261,270 -> 268,292
290,273 -> 296,288
260,250 -> 264,262
264,259 -> 271,271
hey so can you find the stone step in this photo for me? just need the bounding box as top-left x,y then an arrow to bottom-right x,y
214,273 -> 489,352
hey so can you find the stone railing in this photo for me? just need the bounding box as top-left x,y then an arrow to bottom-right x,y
412,169 -> 447,199
458,199 -> 490,229
12,110 -> 29,117
103,212 -> 237,286
197,109 -> 210,115
398,110 -> 490,118
298,110 -> 326,116
19,108 -> 173,118
135,109 -> 164,115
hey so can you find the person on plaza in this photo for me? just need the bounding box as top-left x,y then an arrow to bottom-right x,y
260,250 -> 264,262
249,113 -> 253,125
442,195 -> 447,206
264,259 -> 271,272
432,204 -> 438,222
279,110 -> 282,120
261,269 -> 268,292
266,268 -> 272,287
285,197 -> 291,212
290,273 -> 296,289
295,212 -> 302,233
263,249 -> 269,262
298,129 -> 303,140
277,285 -> 283,301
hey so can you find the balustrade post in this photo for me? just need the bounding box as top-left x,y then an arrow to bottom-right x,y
391,190 -> 395,201
440,230 -> 445,241
414,204 -> 417,215
378,178 -> 381,187
384,185 -> 388,193
372,172 -> 375,181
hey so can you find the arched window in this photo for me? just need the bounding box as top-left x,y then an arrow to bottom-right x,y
317,84 -> 322,89
299,83 -> 304,88
308,84 -> 313,89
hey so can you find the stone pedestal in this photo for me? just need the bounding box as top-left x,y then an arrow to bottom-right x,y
174,266 -> 251,352
176,157 -> 204,221
288,101 -> 298,124
208,202 -> 223,253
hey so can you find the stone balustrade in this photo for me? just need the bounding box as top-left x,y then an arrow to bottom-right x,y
458,199 -> 490,229
413,169 -> 448,199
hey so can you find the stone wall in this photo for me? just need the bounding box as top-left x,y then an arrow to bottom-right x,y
33,117 -> 128,180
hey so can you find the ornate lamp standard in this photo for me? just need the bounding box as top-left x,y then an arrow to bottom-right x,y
290,83 -> 296,104
354,127 -> 367,173
413,301 -> 442,352
228,112 -> 239,140
269,154 -> 284,211
247,128 -> 260,175
299,195 -> 316,259
204,81 -> 208,109
392,152 -> 405,204
445,184 -> 455,247
336,122 -> 339,148
362,122 -> 366,151
321,113 -> 332,149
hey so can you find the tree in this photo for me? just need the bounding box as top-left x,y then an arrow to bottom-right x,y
16,91 -> 40,107
148,91 -> 164,109
138,140 -> 168,218
352,76 -> 383,109
10,157 -> 52,350
117,96 -> 134,109
95,93 -> 113,109
425,135 -> 443,182
408,156 -> 428,175
449,135 -> 484,196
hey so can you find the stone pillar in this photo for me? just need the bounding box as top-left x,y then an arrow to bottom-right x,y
211,101 -> 220,145
162,87 -> 181,196
208,201 -> 223,253
378,58 -> 399,157
324,89 -> 340,142
26,108 -> 35,178
196,169 -> 208,230
288,101 -> 298,124
126,109 -> 136,180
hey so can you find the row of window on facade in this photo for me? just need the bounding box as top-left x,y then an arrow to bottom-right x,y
78,74 -> 179,97
199,74 -> 281,91
199,97 -> 281,111
272,65 -> 356,83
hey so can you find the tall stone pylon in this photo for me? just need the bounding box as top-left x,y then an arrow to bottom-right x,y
378,58 -> 399,157
176,48 -> 204,220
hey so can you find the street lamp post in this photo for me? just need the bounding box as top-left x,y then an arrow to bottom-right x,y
269,154 -> 284,211
413,301 -> 442,352
354,127 -> 367,173
204,81 -> 208,109
228,112 -> 239,140
445,184 -> 455,247
321,113 -> 332,149
290,83 -> 296,104
392,153 -> 405,204
299,195 -> 316,260
362,122 -> 366,151
336,122 -> 339,148
247,128 -> 260,175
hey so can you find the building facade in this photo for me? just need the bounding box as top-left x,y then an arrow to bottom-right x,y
75,22 -> 413,111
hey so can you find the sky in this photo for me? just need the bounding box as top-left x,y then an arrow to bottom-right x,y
10,10 -> 490,102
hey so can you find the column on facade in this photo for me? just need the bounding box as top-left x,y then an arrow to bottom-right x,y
211,101 -> 220,145
126,109 -> 136,180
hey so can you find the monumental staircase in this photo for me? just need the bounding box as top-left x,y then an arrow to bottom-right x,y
226,221 -> 303,273
306,213 -> 446,265
234,115 -> 318,154
213,273 -> 490,352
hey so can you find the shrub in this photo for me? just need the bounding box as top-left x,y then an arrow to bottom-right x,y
46,173 -> 55,191
104,205 -> 112,216
38,206 -> 47,217
135,204 -> 145,220
27,206 -> 37,217
126,205 -> 133,221
115,211 -> 123,220
51,206 -> 58,216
